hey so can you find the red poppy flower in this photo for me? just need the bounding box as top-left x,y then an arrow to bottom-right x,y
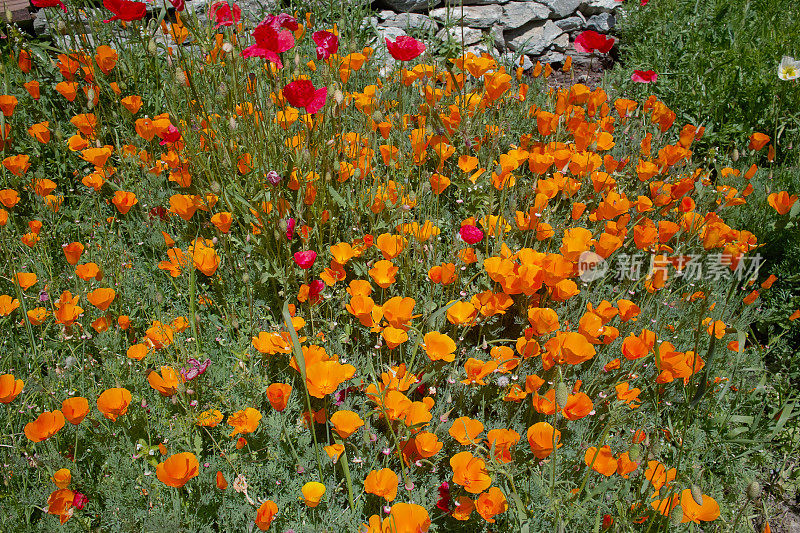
574,31 -> 615,54
241,14 -> 298,66
208,1 -> 241,28
168,0 -> 184,10
103,0 -> 146,22
385,36 -> 426,61
631,70 -> 658,83
312,30 -> 339,60
31,0 -> 66,12
282,80 -> 327,114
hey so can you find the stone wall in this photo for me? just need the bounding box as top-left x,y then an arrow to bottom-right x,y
370,0 -> 620,66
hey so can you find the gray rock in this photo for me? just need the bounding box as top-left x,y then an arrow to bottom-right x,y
585,12 -> 615,31
225,0 -> 278,23
551,31 -> 569,50
382,0 -> 441,12
379,11 -> 438,32
436,26 -> 483,46
539,49 -> 566,63
507,19 -> 563,55
554,14 -> 584,31
460,0 -> 511,4
579,0 -> 620,15
540,0 -> 582,18
429,4 -> 503,28
465,43 -> 492,55
500,2 -> 551,30
502,51 -> 533,70
489,25 -> 505,50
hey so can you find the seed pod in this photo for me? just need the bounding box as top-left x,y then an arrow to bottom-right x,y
747,481 -> 761,500
669,504 -> 683,525
690,485 -> 704,506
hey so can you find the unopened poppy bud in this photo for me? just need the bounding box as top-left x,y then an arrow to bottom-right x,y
6,9 -> 13,22
669,504 -> 683,525
555,381 -> 568,408
557,519 -> 565,533
175,69 -> 187,86
218,82 -> 228,97
229,117 -> 238,130
57,20 -> 67,34
628,443 -> 642,462
747,481 -> 761,500
241,273 -> 250,284
221,42 -> 233,53
294,52 -> 300,67
690,485 -> 704,506
334,89 -> 344,105
156,291 -> 164,304
148,39 -> 158,56
731,148 -> 739,161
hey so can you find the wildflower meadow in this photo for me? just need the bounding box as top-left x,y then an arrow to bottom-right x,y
0,0 -> 798,531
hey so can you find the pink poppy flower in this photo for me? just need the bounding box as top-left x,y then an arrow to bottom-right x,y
293,250 -> 317,269
459,224 -> 484,244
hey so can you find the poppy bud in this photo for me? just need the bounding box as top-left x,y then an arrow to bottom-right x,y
148,39 -> 158,56
555,381 -> 568,409
667,504 -> 682,525
628,443 -> 642,462
690,484 -> 704,506
747,481 -> 761,500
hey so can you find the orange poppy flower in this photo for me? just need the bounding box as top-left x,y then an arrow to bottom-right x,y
486,428 -> 520,463
330,410 -> 364,438
450,451 -> 492,493
266,383 -> 292,411
0,95 -> 17,116
211,211 -> 233,233
376,233 -> 406,260
305,360 -> 356,398
527,422 -> 561,459
446,300 -> 477,325
189,239 -> 220,276
28,122 -> 50,144
120,95 -> 143,114
24,80 -> 40,100
25,410 -> 65,442
2,155 -> 30,176
584,445 -> 617,476
0,373 -> 24,403
156,452 -> 199,488
364,468 -> 399,501
301,482 -> 326,507
15,272 -> 37,290
148,366 -> 181,396
767,191 -> 798,215
423,331 -> 456,362
48,488 -> 76,524
62,397 -> 89,425
228,407 -> 262,436
86,287 -> 115,311
748,132 -> 770,151
476,486 -> 508,523
52,468 -> 71,489
679,488 -> 720,523
449,416 -> 484,445
255,500 -> 278,530
96,387 -> 132,421
111,190 -> 137,214
95,45 -> 118,74
196,409 -> 223,427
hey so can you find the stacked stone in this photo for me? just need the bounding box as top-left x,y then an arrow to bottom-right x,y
371,0 -> 620,66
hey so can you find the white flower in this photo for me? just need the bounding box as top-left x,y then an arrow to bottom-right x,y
778,56 -> 800,81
